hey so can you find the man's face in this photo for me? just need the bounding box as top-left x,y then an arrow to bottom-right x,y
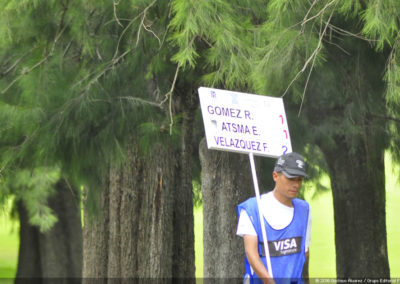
273,172 -> 303,200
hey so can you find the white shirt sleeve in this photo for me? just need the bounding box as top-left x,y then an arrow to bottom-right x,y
236,209 -> 257,237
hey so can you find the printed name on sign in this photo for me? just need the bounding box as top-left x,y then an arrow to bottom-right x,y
207,105 -> 253,120
214,136 -> 268,152
220,122 -> 259,136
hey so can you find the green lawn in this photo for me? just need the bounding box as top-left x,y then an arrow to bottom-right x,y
386,154 -> 400,277
0,200 -> 18,279
194,206 -> 204,278
306,188 -> 336,277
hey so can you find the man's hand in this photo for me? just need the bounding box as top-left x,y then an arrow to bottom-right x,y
243,235 -> 276,284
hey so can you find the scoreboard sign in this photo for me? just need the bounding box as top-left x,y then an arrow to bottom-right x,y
198,87 -> 292,158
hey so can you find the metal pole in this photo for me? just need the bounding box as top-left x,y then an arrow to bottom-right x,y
248,152 -> 273,278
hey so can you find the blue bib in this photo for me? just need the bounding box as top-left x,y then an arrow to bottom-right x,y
237,196 -> 309,284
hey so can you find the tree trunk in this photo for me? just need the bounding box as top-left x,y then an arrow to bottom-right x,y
16,179 -> 83,282
173,101 -> 196,279
83,142 -> 172,279
83,132 -> 195,280
320,136 -> 389,278
82,176 -> 109,281
303,27 -> 391,277
199,138 -> 255,279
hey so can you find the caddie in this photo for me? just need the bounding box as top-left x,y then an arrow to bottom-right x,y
236,152 -> 311,284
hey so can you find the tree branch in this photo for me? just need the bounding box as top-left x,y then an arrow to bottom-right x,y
135,0 -> 158,47
116,96 -> 163,109
112,13 -> 143,60
0,47 -> 37,79
386,31 -> 400,71
301,0 -> 321,32
113,0 -> 123,28
326,23 -> 377,43
1,20 -> 69,95
370,113 -> 400,124
282,1 -> 337,99
112,0 -> 157,60
300,0 -> 336,30
159,64 -> 180,135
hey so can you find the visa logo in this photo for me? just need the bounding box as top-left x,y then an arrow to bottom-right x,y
266,236 -> 302,257
273,238 -> 297,251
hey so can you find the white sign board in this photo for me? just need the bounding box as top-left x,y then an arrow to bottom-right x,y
198,87 -> 292,158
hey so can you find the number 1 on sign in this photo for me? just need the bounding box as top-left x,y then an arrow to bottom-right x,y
283,130 -> 288,139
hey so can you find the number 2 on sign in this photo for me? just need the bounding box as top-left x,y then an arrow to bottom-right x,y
282,145 -> 288,154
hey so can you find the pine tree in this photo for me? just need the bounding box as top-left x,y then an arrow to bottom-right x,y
0,0 -> 199,278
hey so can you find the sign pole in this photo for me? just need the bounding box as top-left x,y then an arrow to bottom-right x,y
248,152 -> 273,278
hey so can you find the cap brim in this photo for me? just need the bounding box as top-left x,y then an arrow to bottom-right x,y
282,170 -> 309,179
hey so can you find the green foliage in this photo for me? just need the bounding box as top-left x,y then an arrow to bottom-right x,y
361,0 -> 400,51
169,0 -> 231,68
169,0 -> 255,89
337,0 -> 363,18
192,180 -> 202,208
0,167 -> 60,232
2,0 -> 400,226
0,0 -> 187,223
138,117 -> 181,155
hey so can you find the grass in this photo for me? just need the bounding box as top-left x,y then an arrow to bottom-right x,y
0,199 -> 18,279
194,206 -> 204,278
1,153 -> 400,279
306,188 -> 336,277
386,154 -> 400,277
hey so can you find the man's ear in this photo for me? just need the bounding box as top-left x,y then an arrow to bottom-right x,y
272,171 -> 278,182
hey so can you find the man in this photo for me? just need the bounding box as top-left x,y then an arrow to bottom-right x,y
237,152 -> 311,284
